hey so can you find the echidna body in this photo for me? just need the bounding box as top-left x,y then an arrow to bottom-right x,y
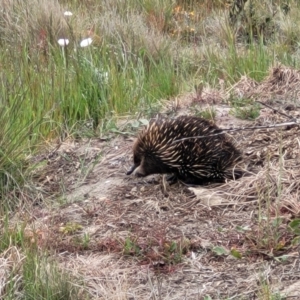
127,116 -> 243,184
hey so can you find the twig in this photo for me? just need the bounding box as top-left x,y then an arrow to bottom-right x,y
256,100 -> 295,120
171,121 -> 299,144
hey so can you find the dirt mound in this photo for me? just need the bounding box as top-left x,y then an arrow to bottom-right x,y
230,65 -> 300,105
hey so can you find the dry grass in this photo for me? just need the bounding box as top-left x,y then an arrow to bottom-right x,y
1,0 -> 68,51
0,247 -> 24,298
229,65 -> 300,103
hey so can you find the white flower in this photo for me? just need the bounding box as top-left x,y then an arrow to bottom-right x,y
64,11 -> 73,16
80,38 -> 93,48
57,39 -> 69,46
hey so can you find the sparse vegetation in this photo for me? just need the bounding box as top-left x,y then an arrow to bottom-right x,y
1,0 -> 300,298
190,103 -> 217,120
121,234 -> 190,266
0,221 -> 85,299
229,96 -> 261,119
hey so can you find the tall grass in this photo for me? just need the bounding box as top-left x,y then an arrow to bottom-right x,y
0,0 -> 183,207
0,218 -> 86,299
21,253 -> 82,300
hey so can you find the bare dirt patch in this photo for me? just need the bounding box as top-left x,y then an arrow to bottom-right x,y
15,66 -> 300,299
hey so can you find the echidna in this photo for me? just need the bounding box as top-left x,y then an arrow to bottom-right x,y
126,115 -> 243,184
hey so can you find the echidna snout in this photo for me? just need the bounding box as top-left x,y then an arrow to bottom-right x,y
127,156 -> 166,177
126,165 -> 137,176
129,165 -> 146,177
126,164 -> 146,177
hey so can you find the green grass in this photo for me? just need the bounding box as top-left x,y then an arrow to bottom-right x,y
190,104 -> 217,120
21,254 -> 82,300
0,218 -> 86,300
0,4 -> 181,210
229,97 -> 261,119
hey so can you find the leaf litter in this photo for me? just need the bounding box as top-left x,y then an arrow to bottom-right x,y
2,66 -> 300,299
